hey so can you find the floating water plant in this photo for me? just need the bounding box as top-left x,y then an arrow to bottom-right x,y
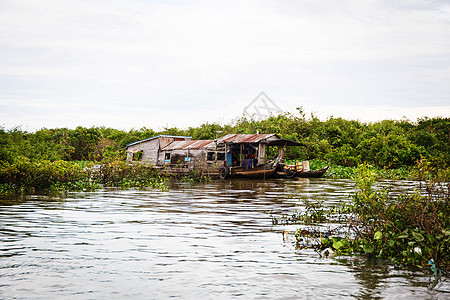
273,160 -> 449,283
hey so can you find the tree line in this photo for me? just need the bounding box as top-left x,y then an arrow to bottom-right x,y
1,108 -> 448,169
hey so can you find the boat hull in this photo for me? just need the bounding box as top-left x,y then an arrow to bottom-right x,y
295,166 -> 329,178
276,166 -> 329,179
228,165 -> 276,179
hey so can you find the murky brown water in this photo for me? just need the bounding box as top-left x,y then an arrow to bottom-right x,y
0,178 -> 448,299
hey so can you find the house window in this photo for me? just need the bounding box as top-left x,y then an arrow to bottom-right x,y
207,152 -> 216,161
164,153 -> 171,162
217,152 -> 225,161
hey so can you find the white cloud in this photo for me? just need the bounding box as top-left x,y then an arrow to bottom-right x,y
0,0 -> 449,131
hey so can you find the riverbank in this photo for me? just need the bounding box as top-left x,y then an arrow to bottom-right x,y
2,156 -> 448,195
0,157 -> 168,195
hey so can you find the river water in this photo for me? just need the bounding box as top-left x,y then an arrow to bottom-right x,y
0,178 -> 448,299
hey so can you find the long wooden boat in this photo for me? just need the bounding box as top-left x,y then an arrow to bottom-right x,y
295,166 -> 329,178
218,155 -> 281,179
275,165 -> 329,179
227,165 -> 277,179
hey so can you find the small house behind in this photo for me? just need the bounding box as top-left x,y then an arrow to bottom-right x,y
126,135 -> 191,165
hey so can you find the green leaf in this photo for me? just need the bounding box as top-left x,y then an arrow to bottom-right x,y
363,244 -> 373,254
412,232 -> 424,242
374,231 -> 382,240
333,240 -> 344,250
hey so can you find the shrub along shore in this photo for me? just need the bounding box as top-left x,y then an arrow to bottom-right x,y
0,155 -> 168,195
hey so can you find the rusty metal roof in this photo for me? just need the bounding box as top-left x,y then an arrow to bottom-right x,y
216,134 -> 278,144
130,133 -> 302,151
162,140 -> 217,151
126,135 -> 191,147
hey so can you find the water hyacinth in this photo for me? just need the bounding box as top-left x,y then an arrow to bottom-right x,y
273,160 -> 449,279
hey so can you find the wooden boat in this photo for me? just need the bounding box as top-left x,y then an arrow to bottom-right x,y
218,155 -> 281,179
295,166 -> 329,178
275,165 -> 329,179
225,164 -> 277,179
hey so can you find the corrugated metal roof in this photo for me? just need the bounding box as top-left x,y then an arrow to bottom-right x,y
128,134 -> 298,150
162,140 -> 217,151
216,134 -> 278,144
126,135 -> 191,147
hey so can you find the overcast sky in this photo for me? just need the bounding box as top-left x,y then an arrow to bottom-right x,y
1,0 -> 449,131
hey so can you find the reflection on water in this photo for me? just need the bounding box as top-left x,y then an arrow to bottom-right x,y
0,178 -> 447,299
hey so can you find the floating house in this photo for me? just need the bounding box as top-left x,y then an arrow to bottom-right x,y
125,134 -> 310,178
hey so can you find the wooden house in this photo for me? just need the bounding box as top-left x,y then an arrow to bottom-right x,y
125,134 -> 306,178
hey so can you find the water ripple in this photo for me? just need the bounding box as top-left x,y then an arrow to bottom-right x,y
0,179 -> 447,299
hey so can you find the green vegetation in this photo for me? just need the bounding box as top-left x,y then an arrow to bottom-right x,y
2,110 -> 448,167
0,109 -> 448,192
306,159 -> 413,180
228,109 -> 449,170
180,169 -> 212,183
273,161 -> 449,280
0,146 -> 167,194
341,162 -> 449,271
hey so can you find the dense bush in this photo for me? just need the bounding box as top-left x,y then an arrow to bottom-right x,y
0,156 -> 84,191
227,110 -> 448,169
0,150 -> 167,193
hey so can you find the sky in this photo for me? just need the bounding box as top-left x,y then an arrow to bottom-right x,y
1,0 -> 449,131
